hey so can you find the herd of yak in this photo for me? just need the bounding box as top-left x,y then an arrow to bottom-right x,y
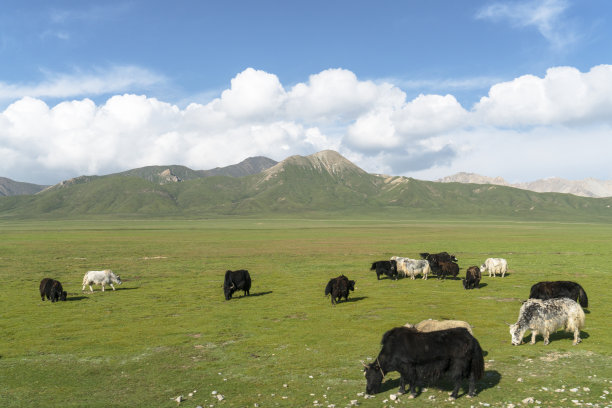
39,251 -> 590,401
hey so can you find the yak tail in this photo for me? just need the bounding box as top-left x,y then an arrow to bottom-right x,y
324,279 -> 334,296
577,285 -> 588,308
470,337 -> 485,381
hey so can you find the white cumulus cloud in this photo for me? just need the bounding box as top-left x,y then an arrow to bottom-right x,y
1,65 -> 612,184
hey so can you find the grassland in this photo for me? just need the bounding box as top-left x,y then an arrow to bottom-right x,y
0,218 -> 610,407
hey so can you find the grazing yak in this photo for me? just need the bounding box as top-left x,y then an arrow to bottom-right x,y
463,266 -> 481,289
436,260 -> 460,279
392,257 -> 431,280
370,260 -> 398,280
82,270 -> 122,292
363,326 -> 484,399
223,269 -> 251,300
39,278 -> 67,302
509,298 -> 585,346
480,258 -> 507,278
529,281 -> 588,308
420,252 -> 458,269
405,319 -> 474,335
324,275 -> 355,305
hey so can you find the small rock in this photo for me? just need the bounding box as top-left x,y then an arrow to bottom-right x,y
174,395 -> 184,403
428,395 -> 435,400
389,394 -> 398,401
350,400 -> 359,406
254,404 -> 260,408
522,397 -> 534,404
216,394 -> 224,401
517,378 -> 523,382
188,393 -> 193,397
570,388 -> 579,393
309,375 -> 314,379
583,387 -> 590,392
283,384 -> 288,388
356,392 -> 364,397
211,391 -> 218,395
506,404 -> 515,408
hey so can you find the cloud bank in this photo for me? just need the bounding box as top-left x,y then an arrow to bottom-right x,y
1,65 -> 612,184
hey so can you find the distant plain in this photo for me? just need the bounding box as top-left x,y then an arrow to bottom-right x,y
0,218 -> 610,407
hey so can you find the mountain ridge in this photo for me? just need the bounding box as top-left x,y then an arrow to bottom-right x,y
1,150 -> 612,222
437,172 -> 612,198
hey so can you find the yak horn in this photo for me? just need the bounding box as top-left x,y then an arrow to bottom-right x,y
504,321 -> 513,326
360,360 -> 368,367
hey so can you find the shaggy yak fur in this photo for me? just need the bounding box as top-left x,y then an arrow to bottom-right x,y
324,275 -> 355,305
463,266 -> 481,289
529,280 -> 588,308
39,278 -> 67,302
363,326 -> 484,399
509,298 -> 585,346
404,319 -> 474,335
223,269 -> 251,300
370,260 -> 398,280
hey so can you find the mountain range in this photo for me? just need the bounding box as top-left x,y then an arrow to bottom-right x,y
438,172 -> 612,198
1,150 -> 611,221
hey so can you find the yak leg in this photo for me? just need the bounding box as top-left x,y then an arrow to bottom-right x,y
89,284 -> 94,292
530,330 -> 538,344
573,329 -> 582,345
467,371 -> 477,397
543,330 -> 550,345
449,381 -> 461,400
110,283 -> 116,290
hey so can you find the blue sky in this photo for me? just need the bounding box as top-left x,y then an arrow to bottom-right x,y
1,0 -> 611,184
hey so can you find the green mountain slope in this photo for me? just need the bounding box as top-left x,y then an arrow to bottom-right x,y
0,177 -> 48,196
1,150 -> 612,221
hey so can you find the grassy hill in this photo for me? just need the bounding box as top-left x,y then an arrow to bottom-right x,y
1,150 -> 612,221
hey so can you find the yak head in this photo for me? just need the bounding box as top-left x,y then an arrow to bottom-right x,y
348,280 -> 356,291
509,323 -> 524,345
363,361 -> 384,395
224,282 -> 236,300
462,279 -> 469,289
60,291 -> 67,301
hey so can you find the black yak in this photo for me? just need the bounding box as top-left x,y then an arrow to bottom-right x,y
370,260 -> 397,280
39,278 -> 67,302
462,266 -> 481,289
363,326 -> 484,399
529,280 -> 588,308
223,269 -> 251,300
324,275 -> 355,305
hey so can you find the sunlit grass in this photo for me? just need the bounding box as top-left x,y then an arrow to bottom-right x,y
0,219 -> 610,407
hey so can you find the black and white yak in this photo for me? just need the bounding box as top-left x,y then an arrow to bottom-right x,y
324,275 -> 355,305
462,266 -> 481,289
223,269 -> 251,300
363,326 -> 484,399
529,280 -> 588,308
370,260 -> 398,280
509,298 -> 585,346
39,278 -> 67,302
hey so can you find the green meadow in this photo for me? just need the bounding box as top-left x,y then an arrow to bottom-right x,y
0,218 -> 610,407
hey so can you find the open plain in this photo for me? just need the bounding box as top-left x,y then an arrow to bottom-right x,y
1,218 -> 610,407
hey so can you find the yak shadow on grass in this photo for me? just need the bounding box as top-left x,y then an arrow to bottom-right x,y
525,330 -> 590,345
376,369 -> 502,399
344,296 -> 368,303
232,291 -> 273,299
66,296 -> 88,301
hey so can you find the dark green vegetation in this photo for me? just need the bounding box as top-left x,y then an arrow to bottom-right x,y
1,219 -> 610,407
1,151 -> 612,222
